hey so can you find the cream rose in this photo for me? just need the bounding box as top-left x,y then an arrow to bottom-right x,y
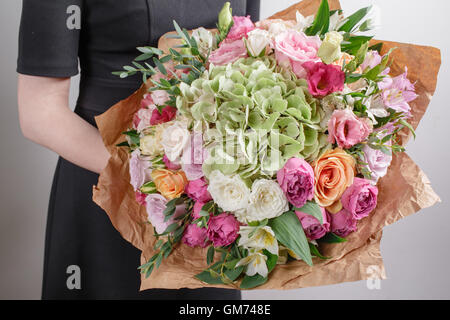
244,179 -> 289,222
160,121 -> 190,161
207,170 -> 250,212
139,124 -> 167,156
192,27 -> 214,56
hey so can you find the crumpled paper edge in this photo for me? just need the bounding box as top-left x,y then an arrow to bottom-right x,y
92,0 -> 442,291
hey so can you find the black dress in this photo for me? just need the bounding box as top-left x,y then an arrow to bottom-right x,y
17,0 -> 260,300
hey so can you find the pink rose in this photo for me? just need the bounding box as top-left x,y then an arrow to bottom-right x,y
185,178 -> 212,203
362,144 -> 392,183
140,93 -> 154,108
150,106 -> 177,125
129,150 -> 151,190
341,177 -> 378,220
329,209 -> 357,237
133,107 -> 154,131
327,109 -> 372,149
150,90 -> 169,106
226,15 -> 255,42
163,154 -> 181,170
209,39 -> 247,66
303,61 -> 345,97
207,213 -> 240,247
277,157 -> 314,208
192,201 -> 206,220
135,191 -> 147,206
295,207 -> 330,240
274,30 -> 321,79
145,194 -> 185,234
182,224 -> 209,248
181,132 -> 207,181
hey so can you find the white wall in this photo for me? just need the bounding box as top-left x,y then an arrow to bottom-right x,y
0,0 -> 448,299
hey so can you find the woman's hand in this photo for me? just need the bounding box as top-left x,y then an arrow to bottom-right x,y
17,74 -> 110,174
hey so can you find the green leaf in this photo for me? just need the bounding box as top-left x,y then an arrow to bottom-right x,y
160,222 -> 178,235
262,249 -> 278,273
224,266 -> 244,282
153,57 -> 167,76
269,211 -> 313,266
309,243 -> 330,260
399,119 -> 416,139
305,0 -> 330,36
206,246 -> 215,265
116,141 -> 129,148
319,232 -> 347,243
369,42 -> 383,53
195,270 -> 224,285
294,201 -> 323,224
240,274 -> 267,289
140,181 -> 157,194
338,6 -> 372,33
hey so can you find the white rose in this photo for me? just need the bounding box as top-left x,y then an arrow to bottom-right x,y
161,121 -> 190,161
207,170 -> 250,212
192,27 -> 214,56
245,29 -> 271,57
245,179 -> 289,222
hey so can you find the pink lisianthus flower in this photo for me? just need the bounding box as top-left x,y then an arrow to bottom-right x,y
129,150 -> 151,190
362,144 -> 392,183
226,15 -> 255,42
207,213 -> 240,247
163,154 -> 181,170
327,109 -> 372,149
329,208 -> 357,237
209,39 -> 247,65
274,30 -> 321,79
135,191 -> 147,206
185,178 -> 212,203
182,224 -> 209,248
145,194 -> 185,234
341,177 -> 378,220
303,61 -> 345,97
277,157 -> 315,208
150,106 -> 177,125
379,68 -> 417,114
295,207 -> 330,240
181,132 -> 207,181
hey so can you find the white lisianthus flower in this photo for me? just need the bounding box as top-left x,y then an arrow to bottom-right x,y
295,11 -> 314,31
318,31 -> 343,64
245,179 -> 289,222
192,27 -> 214,56
161,121 -> 190,161
238,226 -> 278,255
207,170 -> 250,212
244,29 -> 271,57
235,250 -> 268,278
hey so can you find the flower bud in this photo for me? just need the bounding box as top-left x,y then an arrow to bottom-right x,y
318,31 -> 343,64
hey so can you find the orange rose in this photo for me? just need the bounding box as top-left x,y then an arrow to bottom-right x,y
151,169 -> 188,200
332,52 -> 363,74
312,148 -> 356,209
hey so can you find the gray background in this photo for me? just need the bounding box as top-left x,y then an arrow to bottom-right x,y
0,0 -> 448,299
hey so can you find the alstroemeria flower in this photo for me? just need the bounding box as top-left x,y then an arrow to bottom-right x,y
235,250 -> 268,278
238,226 -> 278,255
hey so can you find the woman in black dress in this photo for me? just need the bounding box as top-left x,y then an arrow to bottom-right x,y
17,0 -> 260,300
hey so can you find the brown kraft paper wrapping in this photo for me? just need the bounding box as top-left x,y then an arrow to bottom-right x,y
92,0 -> 441,290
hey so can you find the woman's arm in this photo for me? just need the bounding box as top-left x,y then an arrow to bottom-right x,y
17,74 -> 110,174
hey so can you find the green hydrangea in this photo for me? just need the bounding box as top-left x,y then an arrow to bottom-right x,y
177,57 -> 331,179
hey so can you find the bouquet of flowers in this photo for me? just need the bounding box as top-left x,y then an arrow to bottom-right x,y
94,0 -> 441,290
